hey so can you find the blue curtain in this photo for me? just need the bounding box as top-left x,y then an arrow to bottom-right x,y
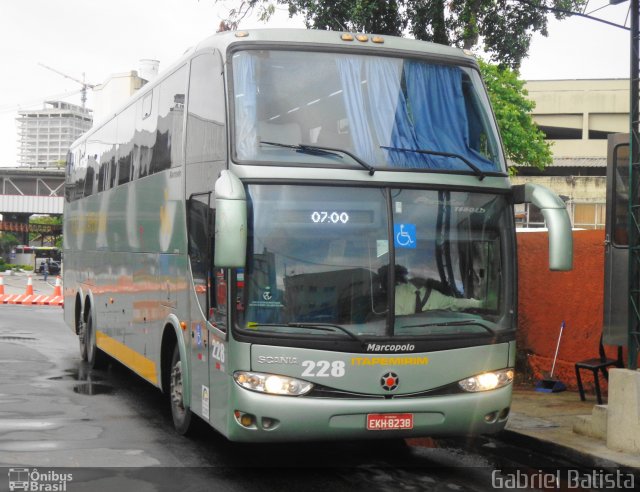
365,57 -> 428,167
400,61 -> 495,171
336,56 -> 378,164
334,55 -> 496,171
233,52 -> 258,159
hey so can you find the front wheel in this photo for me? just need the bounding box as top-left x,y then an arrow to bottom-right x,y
170,345 -> 193,435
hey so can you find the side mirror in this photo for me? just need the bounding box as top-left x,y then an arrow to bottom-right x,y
214,171 -> 247,268
513,183 -> 573,271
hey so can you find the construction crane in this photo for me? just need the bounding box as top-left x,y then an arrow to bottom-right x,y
38,62 -> 95,111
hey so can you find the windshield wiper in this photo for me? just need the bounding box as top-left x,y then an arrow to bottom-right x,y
261,141 -> 375,176
380,145 -> 485,181
246,321 -> 366,345
401,320 -> 496,336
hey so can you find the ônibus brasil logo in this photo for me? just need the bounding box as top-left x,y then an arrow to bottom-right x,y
8,468 -> 73,491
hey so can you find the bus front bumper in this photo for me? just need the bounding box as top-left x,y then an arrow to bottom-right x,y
225,384 -> 512,442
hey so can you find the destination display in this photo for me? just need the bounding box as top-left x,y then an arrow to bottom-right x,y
278,209 -> 375,225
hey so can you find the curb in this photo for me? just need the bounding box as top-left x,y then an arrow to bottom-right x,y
498,429 -> 640,478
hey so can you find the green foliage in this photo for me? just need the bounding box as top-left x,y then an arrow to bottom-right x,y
222,0 -> 586,70
0,233 -> 19,258
479,60 -> 552,171
28,215 -> 63,246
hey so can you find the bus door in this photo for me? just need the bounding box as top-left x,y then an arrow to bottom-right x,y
604,133 -> 629,346
185,48 -> 228,422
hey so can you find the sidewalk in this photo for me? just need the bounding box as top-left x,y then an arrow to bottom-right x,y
505,387 -> 640,471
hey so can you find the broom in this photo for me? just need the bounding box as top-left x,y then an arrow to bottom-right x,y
535,320 -> 567,393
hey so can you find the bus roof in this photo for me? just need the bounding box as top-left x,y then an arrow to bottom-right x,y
194,28 -> 476,63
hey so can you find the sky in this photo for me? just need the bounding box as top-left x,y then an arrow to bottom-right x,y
0,0 -> 633,167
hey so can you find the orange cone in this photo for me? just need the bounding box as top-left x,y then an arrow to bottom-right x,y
0,276 -> 4,296
53,276 -> 62,297
25,275 -> 34,296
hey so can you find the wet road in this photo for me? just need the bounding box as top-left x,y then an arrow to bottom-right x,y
0,305 -> 596,491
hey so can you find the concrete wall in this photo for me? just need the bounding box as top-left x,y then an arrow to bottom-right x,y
516,229 -> 627,391
511,175 -> 606,203
525,79 -> 628,159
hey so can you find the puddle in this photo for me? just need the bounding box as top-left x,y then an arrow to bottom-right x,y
48,367 -> 103,382
73,383 -> 114,396
0,336 -> 36,341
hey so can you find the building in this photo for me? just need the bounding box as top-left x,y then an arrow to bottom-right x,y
92,60 -> 159,124
16,101 -> 92,168
513,79 -> 628,229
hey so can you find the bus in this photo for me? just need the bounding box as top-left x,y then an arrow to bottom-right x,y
11,245 -> 61,270
63,29 -> 573,442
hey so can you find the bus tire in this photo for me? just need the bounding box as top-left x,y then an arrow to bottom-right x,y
170,344 -> 193,435
78,317 -> 88,361
86,311 -> 108,370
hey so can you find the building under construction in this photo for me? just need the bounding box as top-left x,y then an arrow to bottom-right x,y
16,101 -> 92,168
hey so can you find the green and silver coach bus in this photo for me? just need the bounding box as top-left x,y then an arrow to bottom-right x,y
64,29 -> 573,441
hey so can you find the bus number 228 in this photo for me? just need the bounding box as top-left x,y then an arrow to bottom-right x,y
301,360 -> 346,378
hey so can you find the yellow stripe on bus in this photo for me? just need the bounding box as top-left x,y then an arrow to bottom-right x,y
96,331 -> 158,385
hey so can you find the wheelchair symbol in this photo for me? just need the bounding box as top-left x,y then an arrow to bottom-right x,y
394,224 -> 416,249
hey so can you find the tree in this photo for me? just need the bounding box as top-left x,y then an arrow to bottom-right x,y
0,233 -> 19,261
479,60 -> 552,171
219,0 -> 557,170
222,0 -> 586,70
29,215 -> 63,249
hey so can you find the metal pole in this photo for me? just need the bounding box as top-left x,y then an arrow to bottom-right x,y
628,0 -> 640,369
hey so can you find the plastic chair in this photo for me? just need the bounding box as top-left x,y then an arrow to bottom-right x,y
574,335 -> 624,404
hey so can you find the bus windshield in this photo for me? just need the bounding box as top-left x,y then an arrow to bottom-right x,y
236,185 -> 513,340
232,49 -> 505,174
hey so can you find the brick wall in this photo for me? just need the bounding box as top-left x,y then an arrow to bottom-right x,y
516,229 -> 621,391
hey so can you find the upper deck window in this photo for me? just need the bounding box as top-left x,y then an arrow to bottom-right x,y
232,50 -> 505,174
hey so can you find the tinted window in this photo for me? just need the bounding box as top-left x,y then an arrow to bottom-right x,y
187,52 -> 226,164
150,65 -> 187,174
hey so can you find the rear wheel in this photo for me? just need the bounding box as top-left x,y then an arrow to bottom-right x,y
78,317 -> 88,361
170,345 -> 193,435
86,311 -> 108,369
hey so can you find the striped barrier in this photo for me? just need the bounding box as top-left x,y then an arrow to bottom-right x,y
0,274 -> 63,306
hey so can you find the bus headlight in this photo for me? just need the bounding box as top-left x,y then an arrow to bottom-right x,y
234,371 -> 313,396
458,368 -> 514,392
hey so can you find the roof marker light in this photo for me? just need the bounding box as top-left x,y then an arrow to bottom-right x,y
372,36 -> 384,44
356,34 -> 368,42
341,33 -> 354,41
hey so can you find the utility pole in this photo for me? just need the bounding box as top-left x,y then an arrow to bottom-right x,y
629,0 -> 640,369
37,63 -> 95,111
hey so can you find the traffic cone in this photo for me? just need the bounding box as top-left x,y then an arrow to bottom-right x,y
0,276 -> 4,296
53,276 -> 62,297
25,275 -> 34,296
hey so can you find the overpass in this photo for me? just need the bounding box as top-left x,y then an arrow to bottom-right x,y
0,166 -> 64,243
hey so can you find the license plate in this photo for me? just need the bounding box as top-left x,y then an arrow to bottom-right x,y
366,413 -> 414,431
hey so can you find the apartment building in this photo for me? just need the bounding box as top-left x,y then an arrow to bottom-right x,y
16,101 -> 92,168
